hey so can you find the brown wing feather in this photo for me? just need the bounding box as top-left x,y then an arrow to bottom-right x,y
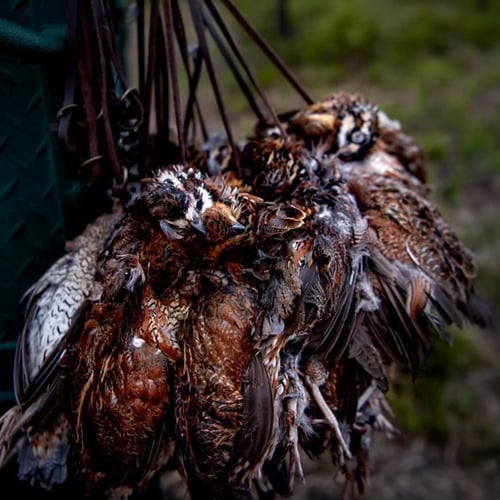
231,354 -> 274,473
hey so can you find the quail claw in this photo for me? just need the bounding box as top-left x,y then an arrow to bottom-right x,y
305,375 -> 353,462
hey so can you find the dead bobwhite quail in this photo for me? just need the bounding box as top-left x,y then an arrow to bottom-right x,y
173,174 -> 312,499
66,164 -> 228,498
238,136 -> 369,495
234,92 -> 490,496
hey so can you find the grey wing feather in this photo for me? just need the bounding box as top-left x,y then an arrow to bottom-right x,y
14,214 -> 113,402
232,354 -> 274,472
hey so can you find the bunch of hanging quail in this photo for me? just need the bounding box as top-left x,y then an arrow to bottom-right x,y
0,1 -> 490,499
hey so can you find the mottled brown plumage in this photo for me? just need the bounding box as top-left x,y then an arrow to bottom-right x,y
175,266 -> 266,499
174,181 -> 311,499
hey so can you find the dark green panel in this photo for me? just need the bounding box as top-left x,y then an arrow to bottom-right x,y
0,1 -> 111,407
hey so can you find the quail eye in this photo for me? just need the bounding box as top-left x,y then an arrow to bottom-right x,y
169,203 -> 188,220
349,129 -> 369,146
196,198 -> 204,211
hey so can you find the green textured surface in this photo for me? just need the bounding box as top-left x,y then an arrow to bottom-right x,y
0,0 -> 112,407
0,0 -> 66,344
0,17 -> 65,60
0,0 -> 67,406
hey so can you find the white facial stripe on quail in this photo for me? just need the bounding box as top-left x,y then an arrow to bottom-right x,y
196,186 -> 214,211
185,205 -> 198,223
156,169 -> 184,188
338,114 -> 355,148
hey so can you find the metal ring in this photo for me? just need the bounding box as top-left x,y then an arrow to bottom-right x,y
56,103 -> 79,119
80,155 -> 103,168
112,165 -> 129,193
119,87 -> 137,101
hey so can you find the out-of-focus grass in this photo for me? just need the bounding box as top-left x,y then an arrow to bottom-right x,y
387,329 -> 485,441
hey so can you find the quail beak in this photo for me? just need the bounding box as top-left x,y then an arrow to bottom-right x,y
159,220 -> 183,240
337,142 -> 360,159
190,216 -> 206,235
230,221 -> 246,235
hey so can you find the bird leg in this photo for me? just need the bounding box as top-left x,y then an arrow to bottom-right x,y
356,381 -> 377,410
357,383 -> 398,437
284,390 -> 305,488
304,375 -> 353,463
